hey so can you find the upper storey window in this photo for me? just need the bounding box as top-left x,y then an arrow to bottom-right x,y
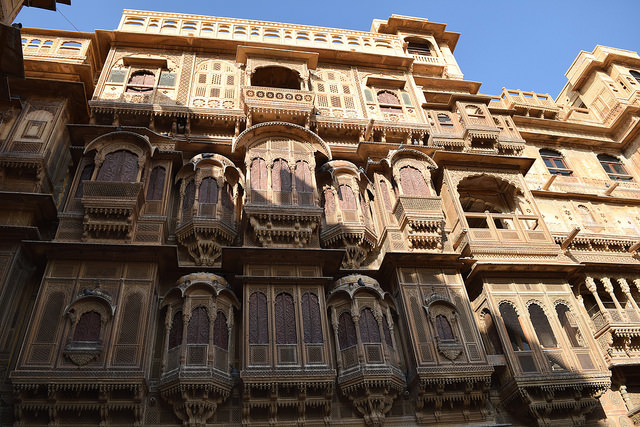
540,149 -> 572,176
96,150 -> 139,182
630,70 -> 640,85
406,39 -> 433,56
126,71 -> 156,93
251,66 -> 300,90
597,154 -> 633,181
377,90 -> 402,113
313,70 -> 357,117
364,85 -> 415,121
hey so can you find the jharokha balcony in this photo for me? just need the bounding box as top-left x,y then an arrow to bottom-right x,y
242,86 -> 315,126
81,181 -> 144,241
581,276 -> 640,366
392,195 -> 444,250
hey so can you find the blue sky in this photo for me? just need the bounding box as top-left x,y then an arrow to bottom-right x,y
16,0 -> 640,98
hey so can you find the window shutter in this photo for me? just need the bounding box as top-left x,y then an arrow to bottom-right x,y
302,293 -> 322,344
359,308 -> 381,343
249,292 -> 268,344
324,189 -> 336,216
146,166 -> 166,200
499,303 -> 530,351
73,311 -> 101,342
75,163 -> 95,198
528,303 -> 557,348
221,182 -> 234,210
199,177 -> 218,204
338,185 -> 357,210
182,181 -> 195,214
295,161 -> 313,193
556,304 -> 583,347
251,158 -> 267,190
168,311 -> 183,349
338,312 -> 357,349
275,293 -> 297,344
435,315 -> 454,340
272,159 -> 291,192
400,166 -> 429,196
213,311 -> 228,350
187,307 -> 209,345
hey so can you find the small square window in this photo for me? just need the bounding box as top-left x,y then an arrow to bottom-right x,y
22,120 -> 46,139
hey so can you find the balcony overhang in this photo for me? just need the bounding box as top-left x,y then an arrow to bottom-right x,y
236,45 -> 318,69
432,151 -> 535,175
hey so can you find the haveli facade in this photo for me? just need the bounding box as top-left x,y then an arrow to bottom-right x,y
1,9 -> 640,427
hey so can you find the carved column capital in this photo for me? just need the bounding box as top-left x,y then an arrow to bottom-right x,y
617,277 -> 630,294
600,277 -> 613,294
584,276 -> 597,293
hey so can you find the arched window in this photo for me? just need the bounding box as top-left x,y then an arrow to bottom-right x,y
251,66 -> 300,89
301,292 -> 323,344
630,70 -> 640,85
182,180 -> 195,215
597,154 -> 633,181
168,311 -> 183,349
96,150 -> 139,182
437,113 -> 453,127
73,311 -> 101,342
213,311 -> 228,350
274,293 -> 297,344
221,182 -> 234,210
555,304 -> 584,347
249,292 -> 268,344
465,105 -> 484,119
294,161 -> 313,193
126,71 -> 155,93
382,315 -> 393,348
377,90 -> 402,113
250,158 -> 267,191
74,163 -> 95,198
399,166 -> 430,196
499,302 -> 530,351
480,309 -> 503,355
323,188 -> 336,216
577,204 -> 596,226
187,307 -> 209,345
271,159 -> 292,192
199,177 -> 218,205
338,185 -> 357,211
435,314 -> 455,340
406,39 -> 432,56
359,308 -> 381,344
338,312 -> 357,349
528,303 -> 557,348
146,166 -> 166,200
540,149 -> 572,176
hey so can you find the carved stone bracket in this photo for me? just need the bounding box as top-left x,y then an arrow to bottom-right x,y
176,218 -> 236,265
246,206 -> 322,248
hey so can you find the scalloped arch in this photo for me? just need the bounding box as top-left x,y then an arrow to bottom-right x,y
232,122 -> 331,160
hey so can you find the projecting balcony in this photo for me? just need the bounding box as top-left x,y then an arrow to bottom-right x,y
497,89 -> 559,119
451,212 -> 559,257
242,86 -> 315,125
176,204 -> 237,266
80,181 -> 144,241
588,304 -> 640,366
321,209 -> 377,269
392,195 -> 444,250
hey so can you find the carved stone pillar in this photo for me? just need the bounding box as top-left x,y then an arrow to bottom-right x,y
330,306 -> 343,371
617,277 -> 640,313
585,276 -> 611,322
601,277 -> 625,318
352,313 -> 365,364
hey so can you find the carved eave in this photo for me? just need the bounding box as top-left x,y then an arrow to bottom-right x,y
374,15 -> 460,51
329,274 -> 386,302
420,88 -> 490,109
431,151 -> 535,176
8,77 -> 90,122
175,218 -> 238,266
320,223 -> 377,269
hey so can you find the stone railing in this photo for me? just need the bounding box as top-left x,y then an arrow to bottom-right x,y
22,34 -> 90,62
82,181 -> 144,201
498,89 -> 558,110
526,173 -> 640,199
411,54 -> 445,65
119,10 -> 405,56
